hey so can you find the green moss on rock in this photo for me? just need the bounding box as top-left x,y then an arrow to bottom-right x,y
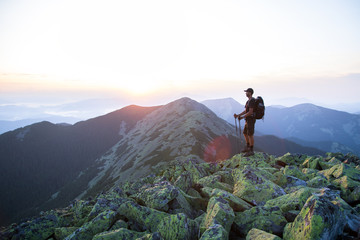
157,213 -> 198,240
66,210 -> 118,240
92,228 -> 148,240
246,228 -> 282,240
283,188 -> 359,240
199,224 -> 227,240
233,206 -> 287,237
201,196 -> 234,237
117,201 -> 169,232
233,165 -> 286,205
264,187 -> 319,212
55,227 -> 78,240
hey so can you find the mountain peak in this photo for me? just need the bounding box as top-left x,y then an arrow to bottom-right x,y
157,97 -> 216,117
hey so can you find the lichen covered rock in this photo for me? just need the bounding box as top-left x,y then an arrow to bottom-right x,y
1,152 -> 360,240
199,224 -> 227,240
284,165 -> 308,181
233,206 -> 287,237
233,165 -> 286,205
264,187 -> 319,212
210,188 -> 252,212
66,210 -> 118,240
135,181 -> 180,211
283,188 -> 360,239
246,228 -> 282,240
92,228 -> 149,240
201,196 -> 234,237
117,201 -> 169,232
157,213 -> 198,240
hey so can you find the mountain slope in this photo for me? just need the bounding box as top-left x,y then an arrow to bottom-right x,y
0,105 -> 159,226
0,98 -> 324,226
61,98 -> 324,202
64,97 -> 239,200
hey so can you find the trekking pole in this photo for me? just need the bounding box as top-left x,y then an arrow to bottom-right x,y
238,118 -> 242,144
234,117 -> 240,154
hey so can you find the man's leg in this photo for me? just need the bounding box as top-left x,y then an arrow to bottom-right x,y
242,133 -> 250,152
249,135 -> 254,152
242,122 -> 250,152
244,119 -> 255,156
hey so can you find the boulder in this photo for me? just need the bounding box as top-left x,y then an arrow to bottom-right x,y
320,163 -> 360,181
276,153 -> 306,166
318,157 -> 342,170
347,186 -> 360,203
54,227 -> 78,239
92,228 -> 148,240
5,210 -> 73,240
182,158 -> 209,182
174,171 -> 194,193
283,188 -> 360,239
307,175 -> 329,188
135,181 -> 179,211
215,170 -> 234,186
210,188 -> 252,212
157,213 -> 198,240
284,165 -> 307,181
201,197 -> 234,237
227,153 -> 274,169
332,175 -> 360,196
246,228 -> 282,240
109,219 -> 128,231
264,187 -> 319,212
197,175 -> 233,193
302,156 -> 321,170
233,206 -> 287,237
69,200 -> 95,227
167,190 -> 194,217
117,201 -> 169,232
87,195 -> 131,221
282,175 -> 307,191
66,210 -> 118,240
136,232 -> 164,240
199,224 -> 227,240
302,168 -> 319,179
233,165 -> 286,205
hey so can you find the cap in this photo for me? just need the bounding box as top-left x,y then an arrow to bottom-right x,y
244,88 -> 254,94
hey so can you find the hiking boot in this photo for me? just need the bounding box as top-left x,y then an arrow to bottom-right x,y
244,150 -> 254,157
241,146 -> 249,153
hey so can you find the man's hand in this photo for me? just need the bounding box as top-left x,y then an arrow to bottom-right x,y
234,113 -> 238,118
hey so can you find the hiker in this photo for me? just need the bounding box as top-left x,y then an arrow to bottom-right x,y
234,88 -> 256,156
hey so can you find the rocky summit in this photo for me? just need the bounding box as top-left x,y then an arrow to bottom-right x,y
1,152 -> 360,240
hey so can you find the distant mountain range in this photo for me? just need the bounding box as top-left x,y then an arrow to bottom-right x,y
0,97 -> 323,226
0,98 -> 129,134
202,98 -> 360,156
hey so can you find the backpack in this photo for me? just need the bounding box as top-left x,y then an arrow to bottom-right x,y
254,96 -> 265,119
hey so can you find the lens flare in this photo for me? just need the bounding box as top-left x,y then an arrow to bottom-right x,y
203,135 -> 232,163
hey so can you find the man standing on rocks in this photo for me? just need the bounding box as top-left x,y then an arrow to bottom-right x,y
234,88 -> 256,156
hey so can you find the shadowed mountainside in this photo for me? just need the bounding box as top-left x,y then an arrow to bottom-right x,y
0,105 -> 160,226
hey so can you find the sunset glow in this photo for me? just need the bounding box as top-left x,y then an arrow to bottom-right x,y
0,0 -> 360,108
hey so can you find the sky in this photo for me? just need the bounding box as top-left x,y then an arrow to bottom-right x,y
1,0 -> 360,116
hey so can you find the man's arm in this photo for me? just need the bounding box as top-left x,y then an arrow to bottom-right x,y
240,108 -> 253,119
234,109 -> 246,118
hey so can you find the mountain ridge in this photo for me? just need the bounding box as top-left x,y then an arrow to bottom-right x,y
0,97 -> 325,226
